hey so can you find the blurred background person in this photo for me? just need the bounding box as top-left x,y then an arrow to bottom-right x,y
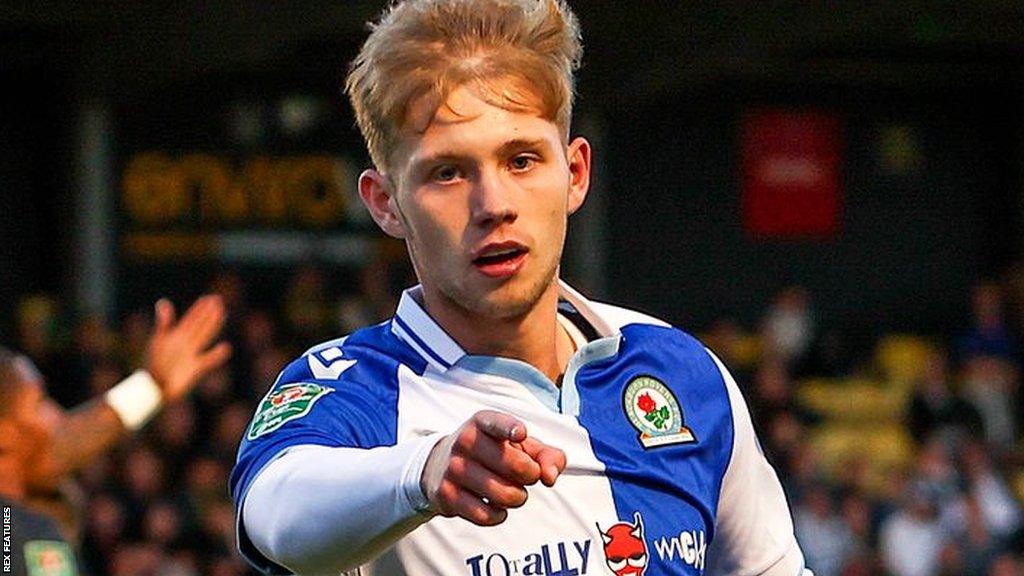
0,296 -> 230,574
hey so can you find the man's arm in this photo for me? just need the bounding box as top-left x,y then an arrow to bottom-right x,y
241,410 -> 566,575
44,400 -> 125,481
40,296 -> 231,482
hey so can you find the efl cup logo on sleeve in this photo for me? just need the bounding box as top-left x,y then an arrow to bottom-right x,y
247,382 -> 334,440
622,376 -> 696,448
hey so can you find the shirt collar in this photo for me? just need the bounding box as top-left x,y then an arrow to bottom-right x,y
390,280 -> 613,373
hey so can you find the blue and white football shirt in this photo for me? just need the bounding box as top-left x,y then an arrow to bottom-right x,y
231,281 -> 808,576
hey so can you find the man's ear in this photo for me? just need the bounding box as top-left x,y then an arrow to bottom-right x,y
358,169 -> 407,239
566,136 -> 592,215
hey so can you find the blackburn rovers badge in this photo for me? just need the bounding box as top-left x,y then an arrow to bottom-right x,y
622,375 -> 696,448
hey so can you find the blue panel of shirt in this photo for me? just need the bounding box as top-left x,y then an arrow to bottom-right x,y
574,325 -> 734,575
229,321 -> 428,574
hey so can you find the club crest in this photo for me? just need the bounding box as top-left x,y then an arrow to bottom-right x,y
622,375 -> 696,448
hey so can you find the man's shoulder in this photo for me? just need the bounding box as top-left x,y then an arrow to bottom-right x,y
587,299 -> 670,330
586,299 -> 708,355
276,320 -> 429,388
239,322 -> 416,455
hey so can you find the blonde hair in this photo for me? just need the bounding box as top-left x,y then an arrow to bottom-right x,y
345,0 -> 583,172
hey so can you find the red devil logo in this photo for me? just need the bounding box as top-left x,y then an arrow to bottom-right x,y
597,511 -> 649,576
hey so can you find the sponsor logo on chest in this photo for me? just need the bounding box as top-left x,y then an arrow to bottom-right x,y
462,512 -> 707,575
596,512 -> 707,574
652,529 -> 706,571
465,539 -> 591,576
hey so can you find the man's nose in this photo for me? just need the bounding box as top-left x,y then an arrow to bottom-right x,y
470,168 -> 518,227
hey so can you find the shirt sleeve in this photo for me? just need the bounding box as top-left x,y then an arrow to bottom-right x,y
704,351 -> 812,576
229,347 -> 441,574
242,435 -> 443,575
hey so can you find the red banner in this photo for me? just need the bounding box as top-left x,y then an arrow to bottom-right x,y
741,110 -> 842,238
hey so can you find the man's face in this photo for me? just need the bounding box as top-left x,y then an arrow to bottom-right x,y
363,83 -> 590,320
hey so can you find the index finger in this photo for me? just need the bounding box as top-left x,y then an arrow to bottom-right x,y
471,410 -> 527,443
519,437 -> 567,487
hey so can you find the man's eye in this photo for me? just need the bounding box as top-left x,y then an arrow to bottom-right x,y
509,155 -> 536,171
432,166 -> 460,182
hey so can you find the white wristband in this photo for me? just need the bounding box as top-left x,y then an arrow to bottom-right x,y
104,370 -> 164,430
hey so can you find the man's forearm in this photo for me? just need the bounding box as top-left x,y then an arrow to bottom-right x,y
242,435 -> 442,574
48,370 -> 164,479
48,399 -> 126,479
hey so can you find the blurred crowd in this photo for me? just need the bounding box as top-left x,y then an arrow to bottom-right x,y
13,261 -> 407,576
11,260 -> 1024,576
706,276 -> 1024,576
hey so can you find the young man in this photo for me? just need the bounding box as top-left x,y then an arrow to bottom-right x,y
231,1 -> 810,575
1,295 -> 230,575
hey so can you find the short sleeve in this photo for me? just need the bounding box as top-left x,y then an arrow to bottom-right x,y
704,351 -> 809,576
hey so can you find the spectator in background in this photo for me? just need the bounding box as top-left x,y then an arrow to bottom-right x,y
336,256 -> 401,333
780,437 -> 822,503
959,282 -> 1019,364
749,358 -> 819,430
961,440 -> 1022,546
704,318 -> 750,375
282,264 -> 332,343
15,295 -> 62,377
121,446 -> 167,522
0,296 -> 229,575
61,314 -> 116,407
119,310 -> 151,370
913,438 -> 961,528
747,359 -> 820,480
879,481 -> 948,576
958,494 -> 1000,576
907,348 -> 984,444
207,271 -> 247,322
1000,263 -> 1024,358
838,491 -> 877,562
247,347 -> 290,401
208,270 -> 250,388
761,285 -> 816,369
957,282 -> 1021,447
962,355 -> 1019,448
151,401 -> 198,465
793,485 -> 856,576
80,492 -> 127,572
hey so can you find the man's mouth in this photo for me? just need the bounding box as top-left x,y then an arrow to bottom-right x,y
472,243 -> 528,278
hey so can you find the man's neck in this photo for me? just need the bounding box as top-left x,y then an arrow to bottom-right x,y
423,281 -> 574,384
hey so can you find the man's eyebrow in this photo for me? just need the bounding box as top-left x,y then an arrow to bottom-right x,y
410,152 -> 462,168
409,139 -> 552,171
496,138 -> 550,156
